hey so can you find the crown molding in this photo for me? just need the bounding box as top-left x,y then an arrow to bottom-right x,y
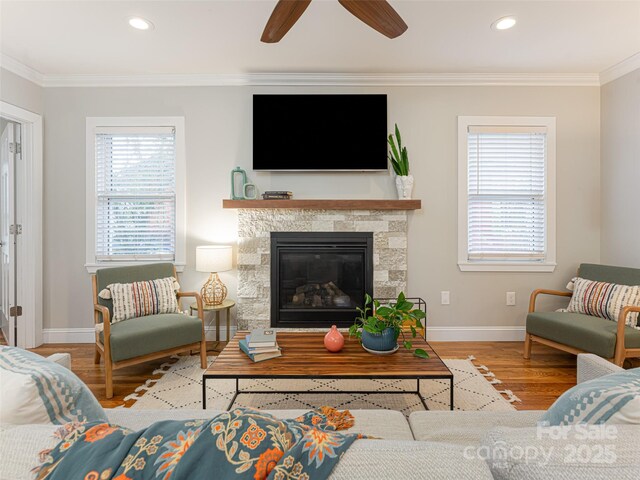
600,52 -> 640,85
0,54 -> 601,87
0,54 -> 44,86
41,71 -> 600,87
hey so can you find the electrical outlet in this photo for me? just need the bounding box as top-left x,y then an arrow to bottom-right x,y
441,291 -> 450,305
506,291 -> 516,306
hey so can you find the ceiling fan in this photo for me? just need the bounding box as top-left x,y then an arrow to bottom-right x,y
261,0 -> 408,43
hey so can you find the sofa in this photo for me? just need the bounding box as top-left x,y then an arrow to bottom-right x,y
1,355 -> 638,480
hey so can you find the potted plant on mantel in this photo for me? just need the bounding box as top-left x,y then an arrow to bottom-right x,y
388,123 -> 413,200
349,292 -> 429,358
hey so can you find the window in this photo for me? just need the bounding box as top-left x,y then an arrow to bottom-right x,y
458,117 -> 556,272
85,117 -> 185,272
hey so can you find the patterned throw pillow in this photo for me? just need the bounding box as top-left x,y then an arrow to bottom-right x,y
540,367 -> 640,425
0,346 -> 107,425
566,277 -> 640,328
99,277 -> 180,323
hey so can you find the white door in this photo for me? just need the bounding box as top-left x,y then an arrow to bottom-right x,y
0,122 -> 16,346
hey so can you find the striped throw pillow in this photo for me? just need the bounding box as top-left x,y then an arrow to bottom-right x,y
566,277 -> 640,328
99,277 -> 180,323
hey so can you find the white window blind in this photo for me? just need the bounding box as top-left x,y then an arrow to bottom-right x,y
467,125 -> 547,262
95,126 -> 176,261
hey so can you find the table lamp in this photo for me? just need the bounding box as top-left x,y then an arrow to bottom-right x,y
196,245 -> 233,306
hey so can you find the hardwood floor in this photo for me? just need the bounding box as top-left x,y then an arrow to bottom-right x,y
29,341 -> 578,411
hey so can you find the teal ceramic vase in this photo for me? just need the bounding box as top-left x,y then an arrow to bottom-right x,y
231,167 -> 247,200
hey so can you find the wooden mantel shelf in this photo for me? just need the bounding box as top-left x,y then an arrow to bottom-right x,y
223,199 -> 421,210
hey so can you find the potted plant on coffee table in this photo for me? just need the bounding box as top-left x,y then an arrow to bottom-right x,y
349,292 -> 429,358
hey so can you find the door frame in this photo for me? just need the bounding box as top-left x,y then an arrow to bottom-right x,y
0,102 -> 43,348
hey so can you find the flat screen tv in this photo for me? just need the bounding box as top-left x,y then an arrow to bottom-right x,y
253,94 -> 388,171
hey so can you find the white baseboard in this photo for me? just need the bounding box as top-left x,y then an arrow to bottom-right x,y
426,326 -> 526,342
43,328 -> 95,343
42,326 -> 239,344
43,325 -> 521,344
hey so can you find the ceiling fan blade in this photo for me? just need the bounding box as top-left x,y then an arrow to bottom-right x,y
261,0 -> 313,43
338,0 -> 407,39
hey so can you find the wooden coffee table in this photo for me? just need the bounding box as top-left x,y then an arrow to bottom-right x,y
202,331 -> 454,411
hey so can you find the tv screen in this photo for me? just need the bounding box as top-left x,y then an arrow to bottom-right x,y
253,94 -> 388,171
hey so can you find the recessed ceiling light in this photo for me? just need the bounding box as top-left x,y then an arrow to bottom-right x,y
128,17 -> 154,31
492,16 -> 517,31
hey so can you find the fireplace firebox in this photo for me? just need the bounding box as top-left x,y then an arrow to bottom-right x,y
271,232 -> 373,328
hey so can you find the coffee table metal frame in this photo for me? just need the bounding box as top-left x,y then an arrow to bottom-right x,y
203,369 -> 454,411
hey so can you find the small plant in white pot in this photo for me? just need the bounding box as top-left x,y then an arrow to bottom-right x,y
388,123 -> 413,199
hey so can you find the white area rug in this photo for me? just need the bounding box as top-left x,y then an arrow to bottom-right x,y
125,355 -> 519,417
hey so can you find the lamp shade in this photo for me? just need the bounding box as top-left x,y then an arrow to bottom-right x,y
196,245 -> 233,273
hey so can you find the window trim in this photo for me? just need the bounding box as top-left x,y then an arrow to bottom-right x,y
85,117 -> 186,273
457,116 -> 557,273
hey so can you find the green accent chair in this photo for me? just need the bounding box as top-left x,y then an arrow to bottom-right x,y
524,263 -> 640,366
92,263 -> 207,399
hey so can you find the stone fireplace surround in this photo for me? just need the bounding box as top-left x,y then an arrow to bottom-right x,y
236,207 -> 412,330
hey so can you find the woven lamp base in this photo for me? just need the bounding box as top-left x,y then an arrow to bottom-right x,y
201,272 -> 228,306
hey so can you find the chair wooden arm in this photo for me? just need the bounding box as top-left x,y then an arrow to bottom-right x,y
93,304 -> 111,338
528,289 -> 572,313
614,305 -> 640,365
177,291 -> 204,321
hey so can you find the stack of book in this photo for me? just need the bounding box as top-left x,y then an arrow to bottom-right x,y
239,329 -> 282,362
262,191 -> 293,200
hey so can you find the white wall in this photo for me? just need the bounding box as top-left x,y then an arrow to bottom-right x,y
42,84 -> 601,339
601,68 -> 640,267
0,68 -> 43,114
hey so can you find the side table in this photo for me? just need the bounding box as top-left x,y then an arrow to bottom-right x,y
190,299 -> 236,350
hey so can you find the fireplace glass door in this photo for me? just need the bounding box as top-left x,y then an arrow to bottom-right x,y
271,232 -> 373,328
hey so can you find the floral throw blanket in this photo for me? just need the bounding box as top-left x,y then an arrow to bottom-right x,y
34,407 -> 363,480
